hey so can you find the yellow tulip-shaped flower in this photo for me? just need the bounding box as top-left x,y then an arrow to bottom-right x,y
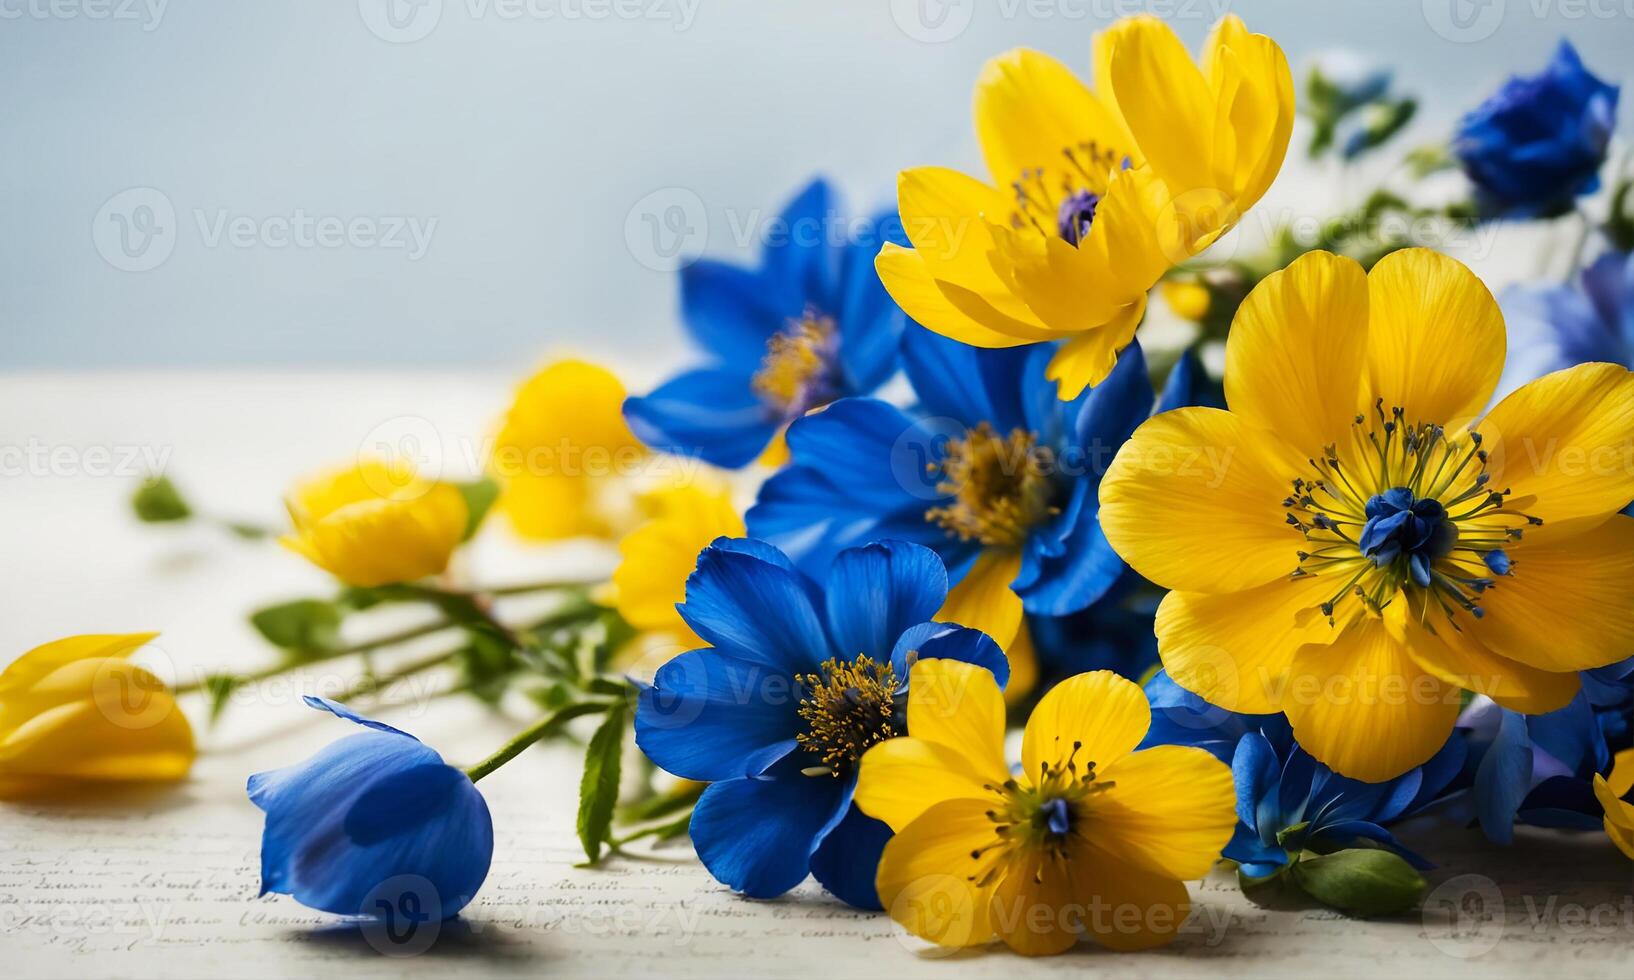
856,662 -> 1235,955
282,459 -> 468,588
1594,749 -> 1634,860
877,15 -> 1293,398
609,481 -> 744,643
1100,248 -> 1634,782
491,359 -> 654,540
0,634 -> 194,798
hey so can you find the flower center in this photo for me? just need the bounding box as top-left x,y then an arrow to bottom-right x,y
751,311 -> 839,417
794,655 -> 897,778
962,740 -> 1113,887
1285,400 -> 1540,626
925,422 -> 1059,549
1008,142 -> 1126,245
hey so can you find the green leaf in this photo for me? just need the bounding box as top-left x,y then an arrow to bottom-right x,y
132,475 -> 192,523
249,599 -> 344,653
576,701 -> 628,864
1290,848 -> 1426,917
202,673 -> 243,723
452,478 -> 500,541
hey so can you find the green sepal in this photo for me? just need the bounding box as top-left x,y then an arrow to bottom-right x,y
1290,848 -> 1426,918
1237,864 -> 1308,911
132,475 -> 192,523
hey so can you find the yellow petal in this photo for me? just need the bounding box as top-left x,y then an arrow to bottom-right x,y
1002,619 -> 1040,708
1099,407 -> 1304,593
855,736 -> 995,832
937,549 -> 1023,650
1202,15 -> 1294,206
1154,574 -> 1336,715
876,244 -> 1038,348
284,482 -> 467,587
611,483 -> 742,634
1477,361 -> 1634,532
973,48 -> 1132,193
990,848 -> 1082,956
1105,16 -> 1215,195
1160,279 -> 1210,322
498,471 -> 603,541
1043,294 -> 1146,400
903,658 -> 1009,783
493,359 -> 643,465
1592,762 -> 1634,859
1021,670 -> 1149,780
1224,250 -> 1370,454
1285,616 -> 1460,782
876,798 -> 1000,949
1609,748 -> 1634,799
1465,515 -> 1634,673
1388,594 -> 1578,714
1363,248 -> 1505,426
1070,850 -> 1193,952
1089,744 -> 1236,880
0,633 -> 158,698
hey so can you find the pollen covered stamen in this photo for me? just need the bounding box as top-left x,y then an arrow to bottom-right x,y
1008,141 -> 1125,244
1285,401 -> 1541,628
752,311 -> 839,415
968,737 -> 1112,876
794,655 -> 897,777
926,422 -> 1059,548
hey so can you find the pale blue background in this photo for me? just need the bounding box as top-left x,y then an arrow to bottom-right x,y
2,0 -> 1630,367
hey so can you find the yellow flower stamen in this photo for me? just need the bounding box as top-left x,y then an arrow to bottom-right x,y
751,312 -> 837,414
1285,399 -> 1542,628
926,423 -> 1058,548
794,655 -> 897,777
1008,141 -> 1125,244
966,738 -> 1115,880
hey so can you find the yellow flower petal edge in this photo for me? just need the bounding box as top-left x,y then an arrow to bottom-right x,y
882,14 -> 1293,397
282,462 -> 468,589
0,633 -> 194,799
1593,750 -> 1634,860
860,664 -> 1233,955
1100,248 -> 1634,781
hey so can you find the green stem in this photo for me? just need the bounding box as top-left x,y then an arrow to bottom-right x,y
465,700 -> 615,783
173,618 -> 459,694
482,579 -> 598,596
335,646 -> 462,702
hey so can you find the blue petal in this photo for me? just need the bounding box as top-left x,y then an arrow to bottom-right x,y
1474,709 -> 1533,845
1156,347 -> 1218,414
1223,822 -> 1286,871
890,622 -> 1010,690
302,695 -> 418,739
634,648 -> 800,782
1232,731 -> 1281,830
748,465 -> 949,583
833,217 -> 907,396
763,178 -> 840,313
808,802 -> 893,910
824,541 -> 949,662
1072,339 -> 1155,468
678,539 -> 834,673
679,259 -> 785,363
624,368 -> 780,470
901,326 -> 1040,432
1012,485 -> 1125,616
689,763 -> 852,899
1526,690 -> 1599,775
248,730 -> 492,918
783,397 -> 941,509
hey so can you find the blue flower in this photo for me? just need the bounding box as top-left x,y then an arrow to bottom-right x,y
623,178 -> 908,469
747,329 -> 1206,646
247,697 -> 494,919
1454,40 -> 1619,219
1499,250 -> 1634,397
1137,672 -> 1465,877
633,537 -> 1006,908
1024,569 -> 1164,688
1458,656 -> 1634,843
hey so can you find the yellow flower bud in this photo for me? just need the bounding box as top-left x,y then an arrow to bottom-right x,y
1160,279 -> 1212,322
610,482 -> 743,642
0,633 -> 194,799
281,459 -> 468,588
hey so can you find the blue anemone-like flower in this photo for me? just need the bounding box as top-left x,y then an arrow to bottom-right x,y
633,537 -> 1006,908
623,178 -> 908,469
1138,671 -> 1465,877
1499,250 -> 1634,397
1458,657 -> 1634,843
247,697 -> 494,919
1454,40 -> 1619,219
1025,569 -> 1164,689
747,329 -> 1205,634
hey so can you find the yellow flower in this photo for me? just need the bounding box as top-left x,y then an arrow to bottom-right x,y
877,15 -> 1292,398
609,481 -> 744,643
1160,278 -> 1212,322
491,359 -> 653,540
856,662 -> 1234,955
1100,248 -> 1634,782
1594,749 -> 1634,860
282,459 -> 467,588
0,634 -> 194,799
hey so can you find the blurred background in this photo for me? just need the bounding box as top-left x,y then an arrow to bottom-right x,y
3,0 -> 1631,370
